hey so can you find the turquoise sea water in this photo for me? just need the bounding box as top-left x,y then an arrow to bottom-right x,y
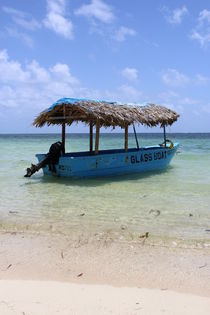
0,133 -> 210,247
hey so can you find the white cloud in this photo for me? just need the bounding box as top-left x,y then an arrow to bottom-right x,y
0,49 -> 30,82
178,97 -> 200,106
118,85 -> 142,102
115,26 -> 136,42
157,90 -> 202,117
75,0 -> 114,23
162,70 -> 210,87
0,49 -> 143,116
121,67 -> 138,82
26,60 -> 50,83
162,69 -> 189,87
2,6 -> 41,31
50,63 -> 79,85
202,105 -> 210,114
191,31 -> 209,46
3,2 -> 73,40
161,6 -> 188,25
0,49 -> 8,61
195,74 -> 209,85
44,0 -> 73,39
0,49 -> 86,111
5,27 -> 34,48
158,90 -> 178,102
198,9 -> 210,25
191,9 -> 210,46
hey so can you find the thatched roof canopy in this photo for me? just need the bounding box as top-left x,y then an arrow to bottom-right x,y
33,98 -> 179,128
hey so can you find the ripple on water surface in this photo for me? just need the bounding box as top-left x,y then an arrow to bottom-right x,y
0,133 -> 210,248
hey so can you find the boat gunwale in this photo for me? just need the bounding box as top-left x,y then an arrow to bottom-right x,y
36,143 -> 179,159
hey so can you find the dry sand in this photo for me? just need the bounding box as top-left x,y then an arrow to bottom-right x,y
0,232 -> 210,314
1,280 -> 210,315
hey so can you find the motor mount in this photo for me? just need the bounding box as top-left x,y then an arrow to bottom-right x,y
24,141 -> 65,177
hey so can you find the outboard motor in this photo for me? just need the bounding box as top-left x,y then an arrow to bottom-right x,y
24,141 -> 65,177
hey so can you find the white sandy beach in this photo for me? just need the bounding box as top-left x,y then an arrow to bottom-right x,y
1,0 -> 210,312
1,280 -> 210,315
0,232 -> 210,314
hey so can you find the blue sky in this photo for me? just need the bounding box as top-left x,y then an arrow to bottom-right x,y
0,0 -> 210,133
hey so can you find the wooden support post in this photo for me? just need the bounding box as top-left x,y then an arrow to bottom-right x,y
62,104 -> 66,151
125,125 -> 128,152
133,124 -> 139,149
95,121 -> 100,154
89,122 -> 93,153
163,125 -> 166,147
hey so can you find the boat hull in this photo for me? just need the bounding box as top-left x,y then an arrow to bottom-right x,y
36,143 -> 179,179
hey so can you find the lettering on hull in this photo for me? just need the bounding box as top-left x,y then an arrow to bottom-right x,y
58,150 -> 169,171
131,151 -> 167,164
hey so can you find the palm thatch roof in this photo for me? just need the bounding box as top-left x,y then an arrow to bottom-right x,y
33,98 -> 179,128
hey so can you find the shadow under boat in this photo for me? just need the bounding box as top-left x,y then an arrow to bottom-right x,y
23,164 -> 174,188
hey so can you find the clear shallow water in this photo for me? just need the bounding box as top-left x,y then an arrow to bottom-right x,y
0,133 -> 210,247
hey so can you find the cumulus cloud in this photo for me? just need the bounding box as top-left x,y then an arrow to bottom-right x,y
2,6 -> 41,31
191,31 -> 210,46
0,50 -> 8,61
162,69 -> 189,87
0,49 -> 144,111
157,90 -> 202,118
162,69 -> 210,87
75,0 -> 114,23
2,2 -> 73,42
44,0 -> 73,39
114,26 -> 136,42
191,9 -> 210,46
198,9 -> 210,25
26,60 -> 50,83
118,84 -> 142,102
0,49 -> 146,123
0,49 -> 84,111
0,49 -> 30,82
121,67 -> 138,82
50,63 -> 79,85
161,6 -> 188,25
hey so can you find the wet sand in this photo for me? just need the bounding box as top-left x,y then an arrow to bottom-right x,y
0,231 -> 210,314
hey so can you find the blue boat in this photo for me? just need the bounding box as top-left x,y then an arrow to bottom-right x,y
25,98 -> 179,179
